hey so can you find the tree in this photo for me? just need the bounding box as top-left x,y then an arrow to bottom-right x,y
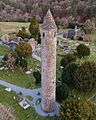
37,33 -> 41,44
16,27 -> 30,39
16,42 -> 32,58
3,53 -> 17,69
77,44 -> 90,58
29,16 -> 40,40
60,97 -> 96,120
61,54 -> 76,68
56,83 -> 69,102
68,22 -> 76,29
62,63 -> 78,87
74,61 -> 96,91
33,71 -> 41,84
19,58 -> 28,70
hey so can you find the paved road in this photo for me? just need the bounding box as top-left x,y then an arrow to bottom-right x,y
0,80 -> 59,116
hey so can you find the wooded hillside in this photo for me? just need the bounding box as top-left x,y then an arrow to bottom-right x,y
0,0 -> 96,23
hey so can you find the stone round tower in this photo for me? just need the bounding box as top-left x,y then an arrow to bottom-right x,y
40,9 -> 57,112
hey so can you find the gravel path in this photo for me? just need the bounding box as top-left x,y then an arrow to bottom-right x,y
32,53 -> 41,62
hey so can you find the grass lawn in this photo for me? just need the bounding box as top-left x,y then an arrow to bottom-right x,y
92,31 -> 96,37
0,43 -> 41,88
0,54 -> 41,88
0,22 -> 29,37
0,45 -> 36,88
0,85 -> 57,120
0,69 -> 36,88
0,46 -> 40,88
27,56 -> 41,70
0,44 -> 11,56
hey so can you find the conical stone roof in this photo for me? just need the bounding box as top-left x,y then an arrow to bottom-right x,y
41,9 -> 57,31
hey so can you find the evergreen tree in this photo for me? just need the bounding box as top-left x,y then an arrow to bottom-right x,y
29,16 -> 40,40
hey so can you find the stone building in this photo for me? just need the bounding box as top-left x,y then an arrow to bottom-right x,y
28,38 -> 37,51
1,34 -> 10,43
40,9 -> 57,112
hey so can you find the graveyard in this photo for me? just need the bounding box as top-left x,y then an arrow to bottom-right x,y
0,1 -> 96,119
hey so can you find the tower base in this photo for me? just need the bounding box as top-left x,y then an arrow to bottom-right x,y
42,101 -> 56,113
35,102 -> 60,117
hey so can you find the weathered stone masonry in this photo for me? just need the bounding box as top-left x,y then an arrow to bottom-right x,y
40,9 -> 57,112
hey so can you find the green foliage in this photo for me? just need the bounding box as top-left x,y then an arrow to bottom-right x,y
56,83 -> 69,102
19,58 -> 28,70
77,44 -> 90,58
62,63 -> 78,86
3,52 -> 28,70
60,97 -> 96,120
16,27 -> 30,39
33,71 -> 41,85
3,54 -> 8,61
15,42 -> 32,70
37,33 -> 41,44
74,61 -> 96,92
68,22 -> 76,29
16,42 -> 32,58
3,52 -> 17,69
29,16 -> 40,40
61,53 -> 76,68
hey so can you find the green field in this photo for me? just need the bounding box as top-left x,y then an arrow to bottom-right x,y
0,22 -> 29,37
0,69 -> 36,88
0,43 -> 41,88
92,31 -> 96,37
0,45 -> 11,56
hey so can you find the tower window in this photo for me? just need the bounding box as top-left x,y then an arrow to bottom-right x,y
54,32 -> 56,37
43,32 -> 45,37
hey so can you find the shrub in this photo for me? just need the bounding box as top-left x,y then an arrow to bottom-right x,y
77,44 -> 90,58
61,53 -> 76,68
29,16 -> 40,40
74,61 -> 96,91
37,33 -> 41,44
19,58 -> 28,69
62,63 -> 78,86
3,53 -> 17,69
60,97 -> 96,120
16,27 -> 30,39
16,42 -> 32,58
68,22 -> 76,29
33,71 -> 41,84
3,54 -> 8,61
56,83 -> 69,102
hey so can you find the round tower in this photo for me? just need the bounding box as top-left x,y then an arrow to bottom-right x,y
40,9 -> 57,112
